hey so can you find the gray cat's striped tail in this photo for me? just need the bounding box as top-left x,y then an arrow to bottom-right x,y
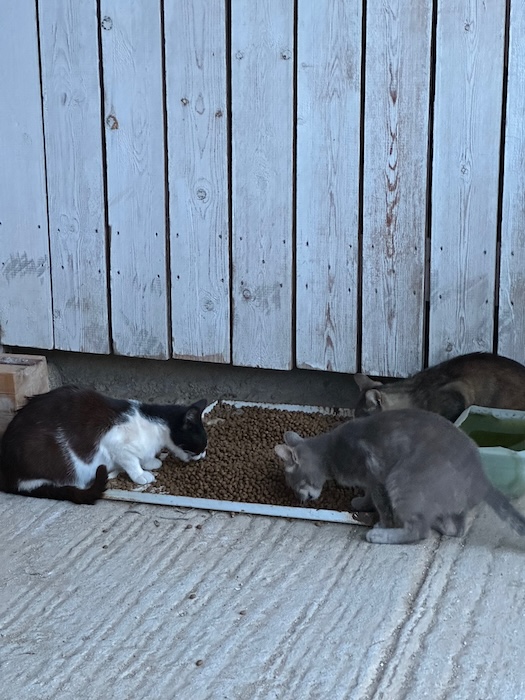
484,483 -> 525,536
16,466 -> 108,505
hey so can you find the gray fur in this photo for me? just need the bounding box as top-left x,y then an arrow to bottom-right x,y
274,409 -> 525,545
354,352 -> 525,422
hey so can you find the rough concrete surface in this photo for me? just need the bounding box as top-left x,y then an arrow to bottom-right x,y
1,490 -> 525,700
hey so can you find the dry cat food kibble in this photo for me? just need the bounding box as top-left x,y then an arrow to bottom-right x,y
110,402 -> 361,512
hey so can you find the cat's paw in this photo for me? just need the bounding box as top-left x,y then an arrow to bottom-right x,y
365,527 -> 390,544
133,471 -> 156,485
143,457 -> 163,471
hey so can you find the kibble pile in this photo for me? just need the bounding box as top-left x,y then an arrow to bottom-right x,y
110,402 -> 361,512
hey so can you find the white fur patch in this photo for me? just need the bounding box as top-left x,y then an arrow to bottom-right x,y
299,485 -> 322,501
47,406 -> 200,487
57,407 -> 170,486
18,479 -> 53,491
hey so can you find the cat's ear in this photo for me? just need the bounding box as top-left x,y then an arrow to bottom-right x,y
354,373 -> 383,391
284,431 -> 303,447
274,444 -> 292,462
364,389 -> 383,410
274,444 -> 297,471
184,399 -> 208,425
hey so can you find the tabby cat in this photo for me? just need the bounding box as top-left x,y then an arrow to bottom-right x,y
355,353 -> 525,421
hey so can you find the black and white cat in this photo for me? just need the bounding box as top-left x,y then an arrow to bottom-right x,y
0,386 -> 208,505
275,409 -> 525,544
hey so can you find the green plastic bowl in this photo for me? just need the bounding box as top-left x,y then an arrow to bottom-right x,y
454,405 -> 525,499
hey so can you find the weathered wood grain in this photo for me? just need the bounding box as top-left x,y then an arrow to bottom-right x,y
231,0 -> 294,369
0,1 -> 53,348
0,0 -> 520,380
164,0 -> 230,363
498,0 -> 525,364
39,0 -> 109,354
429,0 -> 505,365
101,0 -> 169,358
295,0 -> 362,374
361,0 -> 432,377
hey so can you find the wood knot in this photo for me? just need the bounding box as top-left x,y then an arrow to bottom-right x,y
106,114 -> 119,130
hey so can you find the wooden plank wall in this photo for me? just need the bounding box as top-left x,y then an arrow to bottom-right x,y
165,0 -> 230,363
101,1 -> 169,359
39,0 -> 109,354
0,0 -> 53,349
231,0 -> 294,370
295,0 -> 362,374
361,0 -> 432,377
499,0 -> 525,361
0,0 -> 523,378
429,0 -> 506,365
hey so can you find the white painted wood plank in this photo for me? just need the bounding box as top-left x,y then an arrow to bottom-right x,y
295,0 -> 362,374
361,0 -> 432,378
231,0 -> 294,369
0,0 -> 53,349
429,0 -> 505,365
498,1 -> 525,365
38,0 -> 109,354
164,0 -> 230,363
101,0 -> 169,359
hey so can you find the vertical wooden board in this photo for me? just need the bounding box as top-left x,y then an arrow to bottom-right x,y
295,0 -> 362,374
165,0 -> 230,363
231,0 -> 294,369
498,1 -> 525,364
38,0 -> 110,354
429,0 -> 505,365
101,0 -> 169,358
0,1 -> 53,348
361,0 -> 432,377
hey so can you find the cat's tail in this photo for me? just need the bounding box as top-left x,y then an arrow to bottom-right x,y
15,466 -> 108,505
484,483 -> 525,536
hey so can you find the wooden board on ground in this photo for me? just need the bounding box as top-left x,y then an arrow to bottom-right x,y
0,354 -> 49,435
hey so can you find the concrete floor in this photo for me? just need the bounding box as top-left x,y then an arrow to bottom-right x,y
1,489 -> 525,700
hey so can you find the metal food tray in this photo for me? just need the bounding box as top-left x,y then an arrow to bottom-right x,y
104,400 -> 372,526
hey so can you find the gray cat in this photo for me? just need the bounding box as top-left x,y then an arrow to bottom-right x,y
274,409 -> 525,544
354,352 -> 525,422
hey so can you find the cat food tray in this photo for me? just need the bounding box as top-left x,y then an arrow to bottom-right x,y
104,400 -> 374,526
